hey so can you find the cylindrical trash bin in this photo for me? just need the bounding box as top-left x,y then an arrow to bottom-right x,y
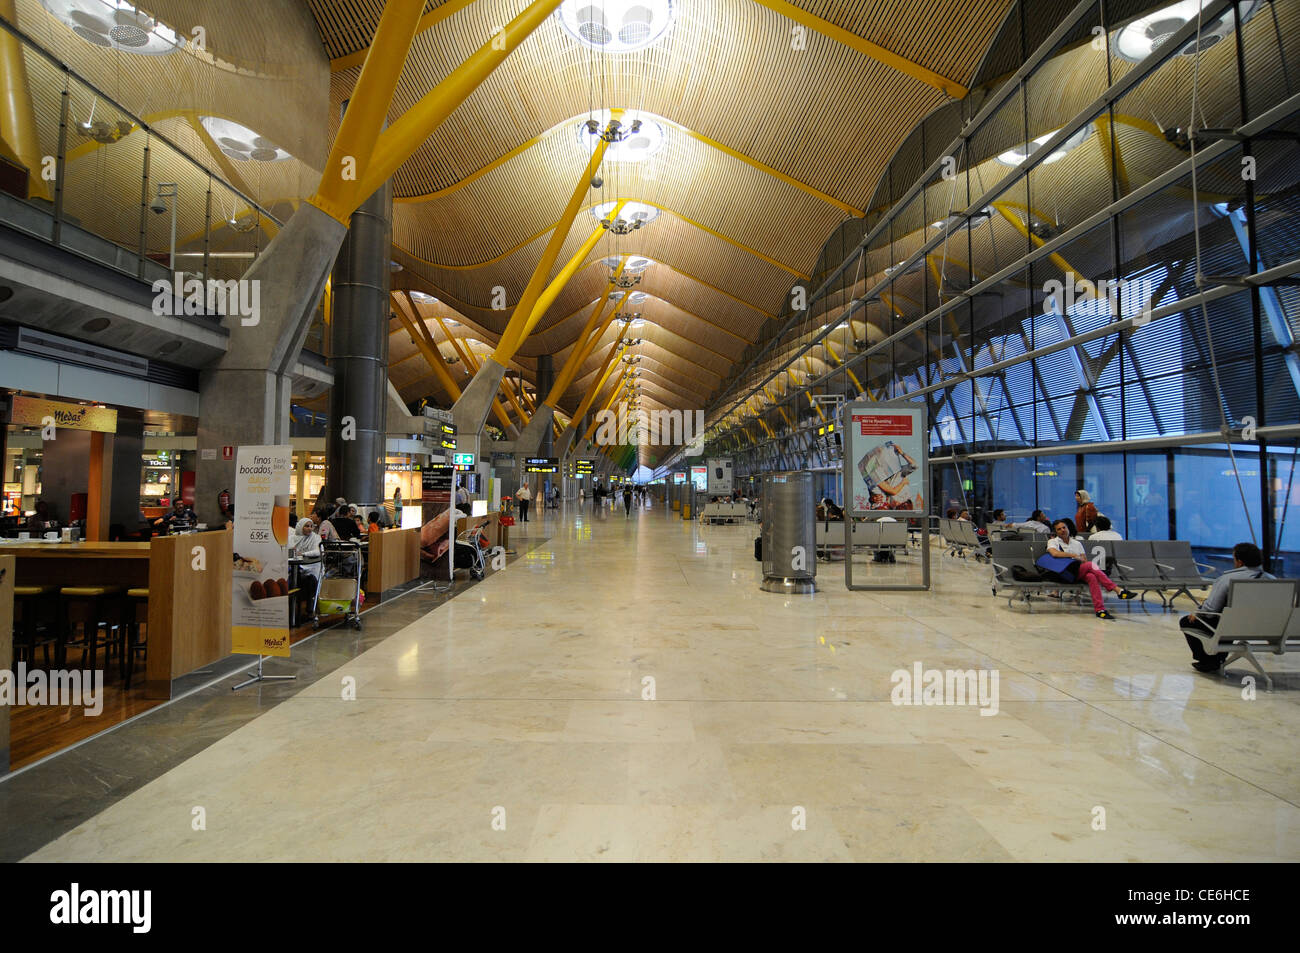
760,471 -> 816,594
682,484 -> 693,520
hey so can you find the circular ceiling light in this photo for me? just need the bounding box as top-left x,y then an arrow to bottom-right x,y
611,291 -> 649,304
576,110 -> 666,163
199,116 -> 292,162
1114,0 -> 1260,63
995,125 -> 1091,167
603,255 -> 655,273
40,0 -> 182,55
558,0 -> 674,54
593,200 -> 658,225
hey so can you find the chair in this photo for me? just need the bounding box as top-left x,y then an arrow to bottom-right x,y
1151,541 -> 1216,607
1191,579 -> 1297,691
13,584 -> 57,667
1109,541 -> 1166,604
122,588 -> 149,689
59,586 -> 124,672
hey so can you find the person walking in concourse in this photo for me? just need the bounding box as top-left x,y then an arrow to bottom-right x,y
1046,519 -> 1135,619
623,484 -> 633,517
516,482 -> 531,523
1179,542 -> 1274,672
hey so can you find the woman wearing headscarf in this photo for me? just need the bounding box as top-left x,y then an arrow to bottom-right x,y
1075,489 -> 1099,534
291,517 -> 323,620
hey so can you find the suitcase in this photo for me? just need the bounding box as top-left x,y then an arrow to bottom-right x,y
753,537 -> 762,561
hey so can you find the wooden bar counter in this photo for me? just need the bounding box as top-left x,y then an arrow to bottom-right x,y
364,527 -> 420,596
0,532 -> 232,699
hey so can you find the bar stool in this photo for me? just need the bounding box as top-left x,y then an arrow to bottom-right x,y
13,585 -> 57,668
122,588 -> 149,689
59,586 -> 124,672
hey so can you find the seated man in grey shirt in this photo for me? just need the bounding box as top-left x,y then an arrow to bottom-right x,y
1179,541 -> 1274,672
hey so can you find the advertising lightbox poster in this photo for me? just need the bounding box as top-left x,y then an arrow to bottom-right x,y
231,445 -> 292,657
847,405 -> 927,514
690,466 -> 708,492
706,458 -> 733,495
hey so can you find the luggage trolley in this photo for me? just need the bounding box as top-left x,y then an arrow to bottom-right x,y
317,539 -> 363,629
454,520 -> 490,580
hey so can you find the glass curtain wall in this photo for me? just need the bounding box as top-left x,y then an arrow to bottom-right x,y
700,0 -> 1300,571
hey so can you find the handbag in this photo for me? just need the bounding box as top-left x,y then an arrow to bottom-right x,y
1035,552 -> 1078,582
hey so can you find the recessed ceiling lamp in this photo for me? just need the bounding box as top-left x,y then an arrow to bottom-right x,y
594,200 -> 657,233
199,116 -> 292,162
603,255 -> 654,273
577,110 -> 666,162
996,126 -> 1091,167
557,0 -> 674,53
612,291 -> 649,305
1114,0 -> 1259,63
40,0 -> 182,55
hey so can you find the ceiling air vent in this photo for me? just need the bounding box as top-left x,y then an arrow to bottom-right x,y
15,326 -> 149,378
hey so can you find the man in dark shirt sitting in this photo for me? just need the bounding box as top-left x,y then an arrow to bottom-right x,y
328,504 -> 361,542
1179,542 -> 1274,672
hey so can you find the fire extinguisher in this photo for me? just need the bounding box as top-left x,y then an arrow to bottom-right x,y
218,488 -> 232,516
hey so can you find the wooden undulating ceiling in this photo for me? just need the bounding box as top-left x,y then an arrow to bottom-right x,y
306,0 -> 1015,422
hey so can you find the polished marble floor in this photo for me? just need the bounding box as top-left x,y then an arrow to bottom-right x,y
20,501 -> 1300,861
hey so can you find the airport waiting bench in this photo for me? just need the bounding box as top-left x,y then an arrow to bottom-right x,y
991,539 -> 1216,611
815,519 -> 909,560
939,518 -> 989,562
700,501 -> 748,524
1188,578 -> 1300,691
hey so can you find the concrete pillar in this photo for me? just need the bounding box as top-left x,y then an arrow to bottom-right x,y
196,203 -> 348,510
41,428 -> 91,524
326,181 -> 392,508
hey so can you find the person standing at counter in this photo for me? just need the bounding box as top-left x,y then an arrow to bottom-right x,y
393,487 -> 404,528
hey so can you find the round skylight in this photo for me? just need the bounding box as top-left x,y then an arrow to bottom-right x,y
40,0 -> 182,55
995,125 -> 1092,167
199,116 -> 292,163
557,0 -> 674,53
603,255 -> 655,273
611,291 -> 649,304
593,201 -> 658,225
576,110 -> 666,163
1113,0 -> 1260,63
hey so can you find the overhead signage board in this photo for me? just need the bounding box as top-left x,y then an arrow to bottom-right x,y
706,458 -> 733,495
422,465 -> 454,504
452,452 -> 476,468
11,395 -> 117,433
575,459 -> 595,473
525,457 -> 558,473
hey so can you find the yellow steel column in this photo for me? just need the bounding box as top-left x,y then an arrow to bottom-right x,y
823,338 -> 866,396
567,341 -> 628,444
0,0 -> 50,201
430,315 -> 516,430
309,1 -> 424,222
544,261 -> 625,407
356,0 -> 568,200
516,209 -> 623,345
491,141 -> 617,364
393,304 -> 462,401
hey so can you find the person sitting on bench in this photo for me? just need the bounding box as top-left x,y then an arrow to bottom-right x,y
1179,542 -> 1274,672
1045,518 -> 1135,620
